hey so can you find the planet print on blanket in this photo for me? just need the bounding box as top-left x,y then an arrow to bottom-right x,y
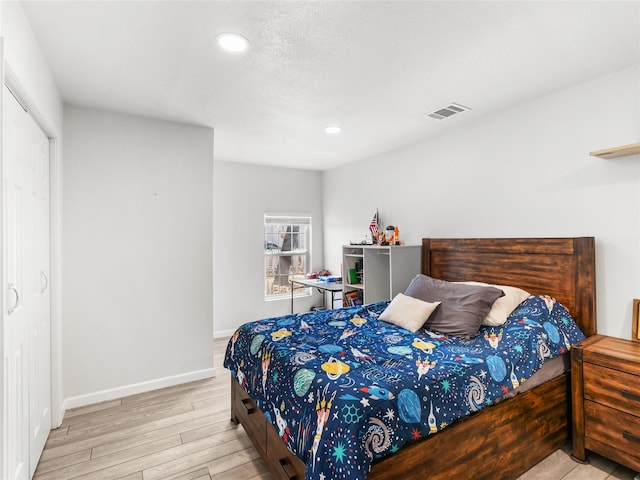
486,355 -> 507,382
319,344 -> 343,355
387,345 -> 412,356
250,334 -> 265,355
321,357 -> 351,379
293,368 -> 316,397
543,322 -> 560,343
398,389 -> 422,424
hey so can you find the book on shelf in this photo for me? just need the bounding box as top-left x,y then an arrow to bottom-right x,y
344,290 -> 363,307
347,269 -> 363,285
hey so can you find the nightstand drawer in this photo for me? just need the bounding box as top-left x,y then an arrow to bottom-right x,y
584,363 -> 640,417
585,400 -> 640,459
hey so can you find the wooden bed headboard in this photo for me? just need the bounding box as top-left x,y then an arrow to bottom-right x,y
421,237 -> 597,337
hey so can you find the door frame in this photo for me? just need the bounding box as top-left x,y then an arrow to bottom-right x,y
2,57 -> 64,433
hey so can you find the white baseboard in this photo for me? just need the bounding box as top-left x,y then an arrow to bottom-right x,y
214,329 -> 236,338
61,367 -> 217,413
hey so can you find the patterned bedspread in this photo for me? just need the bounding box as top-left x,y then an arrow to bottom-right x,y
223,295 -> 586,480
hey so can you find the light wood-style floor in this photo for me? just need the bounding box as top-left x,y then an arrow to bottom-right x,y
35,337 -> 638,480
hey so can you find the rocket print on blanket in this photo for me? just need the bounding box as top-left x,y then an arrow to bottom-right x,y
312,385 -> 336,471
415,357 -> 437,380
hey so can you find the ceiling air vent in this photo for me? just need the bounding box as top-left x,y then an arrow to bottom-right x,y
425,103 -> 470,120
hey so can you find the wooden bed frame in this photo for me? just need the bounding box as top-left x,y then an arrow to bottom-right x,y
231,237 -> 596,480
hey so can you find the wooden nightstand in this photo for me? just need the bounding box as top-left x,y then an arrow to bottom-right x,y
572,335 -> 640,472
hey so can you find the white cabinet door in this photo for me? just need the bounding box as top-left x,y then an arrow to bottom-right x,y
2,84 -> 51,479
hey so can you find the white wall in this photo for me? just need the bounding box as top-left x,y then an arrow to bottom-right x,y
323,66 -> 640,339
63,106 -> 214,405
213,160 -> 324,337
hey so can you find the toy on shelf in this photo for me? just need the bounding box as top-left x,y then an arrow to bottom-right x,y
368,209 -> 401,245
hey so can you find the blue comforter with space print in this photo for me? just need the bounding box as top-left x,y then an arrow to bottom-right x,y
223,295 -> 585,480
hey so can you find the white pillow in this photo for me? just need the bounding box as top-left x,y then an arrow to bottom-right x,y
379,293 -> 441,332
458,281 -> 530,326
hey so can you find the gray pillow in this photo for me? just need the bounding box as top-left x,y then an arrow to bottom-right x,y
404,274 -> 504,338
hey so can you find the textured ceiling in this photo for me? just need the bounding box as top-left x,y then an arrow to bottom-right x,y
20,1 -> 640,170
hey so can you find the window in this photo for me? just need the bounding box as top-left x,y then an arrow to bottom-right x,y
264,214 -> 311,300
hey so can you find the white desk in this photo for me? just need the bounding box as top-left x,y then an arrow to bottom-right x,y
290,278 -> 343,313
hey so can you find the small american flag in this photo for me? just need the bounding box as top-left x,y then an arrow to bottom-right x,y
369,209 -> 380,239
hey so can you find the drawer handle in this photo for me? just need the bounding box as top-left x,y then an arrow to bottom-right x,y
623,431 -> 640,444
278,458 -> 297,480
621,390 -> 640,403
241,398 -> 255,415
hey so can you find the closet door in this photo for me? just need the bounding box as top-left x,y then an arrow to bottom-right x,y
2,84 -> 51,479
27,106 -> 51,476
3,85 -> 31,480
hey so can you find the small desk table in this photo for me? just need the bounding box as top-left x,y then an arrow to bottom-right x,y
290,278 -> 343,313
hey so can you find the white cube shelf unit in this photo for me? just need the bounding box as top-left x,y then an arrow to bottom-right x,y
342,244 -> 421,306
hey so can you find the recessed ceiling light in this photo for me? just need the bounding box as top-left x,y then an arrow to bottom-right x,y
216,33 -> 250,53
325,126 -> 342,134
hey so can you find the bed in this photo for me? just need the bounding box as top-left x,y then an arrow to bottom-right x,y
226,237 -> 596,480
